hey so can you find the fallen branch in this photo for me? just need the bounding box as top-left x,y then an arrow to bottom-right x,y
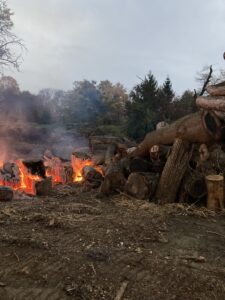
114,281 -> 129,300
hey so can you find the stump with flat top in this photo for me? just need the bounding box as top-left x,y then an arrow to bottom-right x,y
205,174 -> 224,211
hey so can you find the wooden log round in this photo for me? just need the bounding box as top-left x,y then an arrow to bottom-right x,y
156,139 -> 193,204
124,172 -> 159,200
0,186 -> 13,201
82,166 -> 103,188
205,175 -> 224,210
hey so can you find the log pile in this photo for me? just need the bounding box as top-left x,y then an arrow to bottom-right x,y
96,78 -> 225,211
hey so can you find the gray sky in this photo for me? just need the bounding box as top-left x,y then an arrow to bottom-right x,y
7,0 -> 225,95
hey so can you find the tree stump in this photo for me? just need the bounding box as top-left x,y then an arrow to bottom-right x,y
205,175 -> 224,211
156,139 -> 193,204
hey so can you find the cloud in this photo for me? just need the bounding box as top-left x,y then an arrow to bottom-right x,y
6,0 -> 225,94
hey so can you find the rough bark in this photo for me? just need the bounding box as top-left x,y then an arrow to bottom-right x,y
196,96 -> 225,112
105,144 -> 117,165
156,139 -> 193,204
35,177 -> 52,196
130,112 -> 213,158
207,85 -> 225,97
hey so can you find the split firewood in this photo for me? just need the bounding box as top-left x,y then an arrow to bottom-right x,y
129,112 -> 213,158
205,174 -> 224,211
156,139 -> 193,204
124,172 -> 159,200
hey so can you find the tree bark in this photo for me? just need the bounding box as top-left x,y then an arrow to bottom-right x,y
196,96 -> 225,112
156,139 -> 193,204
129,112 -> 213,158
207,85 -> 225,97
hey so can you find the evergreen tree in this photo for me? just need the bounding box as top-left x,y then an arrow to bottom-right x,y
126,72 -> 158,140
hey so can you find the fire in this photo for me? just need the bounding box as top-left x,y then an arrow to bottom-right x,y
71,154 -> 103,182
0,160 -> 42,195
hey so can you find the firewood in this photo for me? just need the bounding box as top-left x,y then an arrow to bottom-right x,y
0,186 -> 13,201
207,85 -> 225,96
184,172 -> 207,199
124,172 -> 159,200
205,174 -> 224,210
130,112 -> 213,158
100,162 -> 126,195
156,139 -> 193,204
72,152 -> 90,160
35,177 -> 52,196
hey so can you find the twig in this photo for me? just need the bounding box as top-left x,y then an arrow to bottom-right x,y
206,230 -> 225,239
199,65 -> 213,96
13,252 -> 20,262
114,281 -> 129,300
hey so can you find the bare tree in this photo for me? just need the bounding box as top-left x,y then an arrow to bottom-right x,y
0,0 -> 25,71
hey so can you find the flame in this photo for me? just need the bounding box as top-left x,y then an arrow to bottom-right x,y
71,155 -> 103,182
0,160 -> 42,195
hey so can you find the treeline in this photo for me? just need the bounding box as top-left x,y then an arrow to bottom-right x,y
0,74 -> 197,140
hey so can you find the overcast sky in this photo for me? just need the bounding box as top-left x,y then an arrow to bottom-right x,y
7,0 -> 225,95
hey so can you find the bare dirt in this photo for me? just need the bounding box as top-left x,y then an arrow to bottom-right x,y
0,185 -> 225,300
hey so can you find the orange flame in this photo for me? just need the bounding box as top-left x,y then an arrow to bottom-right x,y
0,160 -> 42,195
71,155 -> 103,182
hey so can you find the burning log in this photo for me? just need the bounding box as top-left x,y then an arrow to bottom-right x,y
0,186 -> 13,201
205,174 -> 224,210
82,166 -> 103,188
129,112 -> 214,158
156,139 -> 193,204
35,177 -> 52,196
124,172 -> 159,200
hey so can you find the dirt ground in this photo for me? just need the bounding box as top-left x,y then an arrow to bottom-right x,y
0,185 -> 225,300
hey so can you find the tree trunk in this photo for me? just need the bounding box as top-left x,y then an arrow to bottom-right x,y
205,174 -> 224,211
156,139 -> 193,204
129,112 -> 213,158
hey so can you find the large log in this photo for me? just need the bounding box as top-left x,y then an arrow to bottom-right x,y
156,139 -> 193,204
124,172 -> 159,200
129,112 -> 213,158
207,84 -> 225,97
196,96 -> 225,112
